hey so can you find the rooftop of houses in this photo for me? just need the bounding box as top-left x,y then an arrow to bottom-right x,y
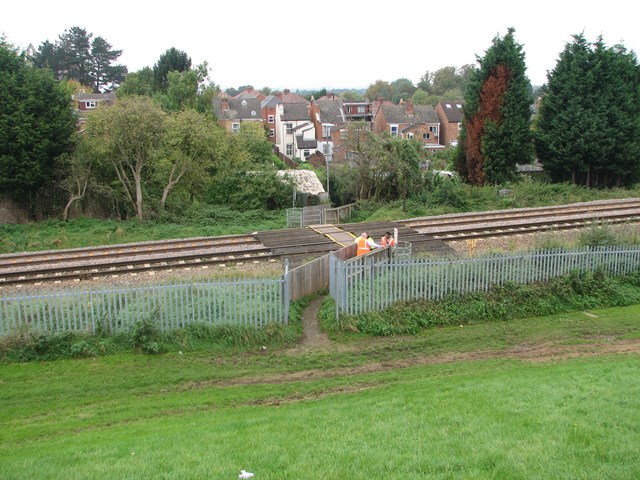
381,102 -> 439,124
214,97 -> 262,121
438,102 -> 464,122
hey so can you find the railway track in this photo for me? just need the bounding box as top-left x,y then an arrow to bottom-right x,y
1,198 -> 639,287
402,199 -> 640,240
0,234 -> 272,286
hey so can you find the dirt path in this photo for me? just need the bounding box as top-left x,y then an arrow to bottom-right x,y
300,296 -> 331,347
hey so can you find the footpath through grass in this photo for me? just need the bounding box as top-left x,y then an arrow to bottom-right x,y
1,304 -> 639,479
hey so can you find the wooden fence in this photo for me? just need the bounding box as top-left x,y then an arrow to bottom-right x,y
331,245 -> 640,317
289,244 -> 356,301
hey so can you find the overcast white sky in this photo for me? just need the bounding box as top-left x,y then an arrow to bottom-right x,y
2,1 -> 638,91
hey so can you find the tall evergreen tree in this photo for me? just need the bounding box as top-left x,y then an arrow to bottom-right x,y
90,36 -> 127,92
456,28 -> 534,185
32,27 -> 126,91
0,40 -> 76,209
535,34 -> 640,186
153,48 -> 192,92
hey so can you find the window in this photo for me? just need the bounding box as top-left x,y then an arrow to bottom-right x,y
445,103 -> 452,109
286,123 -> 293,134
357,105 -> 365,113
85,101 -> 97,109
429,125 -> 438,136
456,104 -> 462,109
269,129 -> 275,137
407,133 -> 414,139
304,150 -> 310,157
390,125 -> 398,137
232,123 -> 240,133
423,133 -> 431,140
347,151 -> 355,160
323,125 -> 331,138
286,144 -> 293,156
268,115 -> 274,123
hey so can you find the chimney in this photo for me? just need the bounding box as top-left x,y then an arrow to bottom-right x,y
221,98 -> 229,112
406,101 -> 414,116
284,88 -> 290,95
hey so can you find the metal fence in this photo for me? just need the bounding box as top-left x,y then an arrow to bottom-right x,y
331,245 -> 640,317
0,274 -> 289,337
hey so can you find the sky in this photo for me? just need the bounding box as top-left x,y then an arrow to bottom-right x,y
2,0 -> 639,91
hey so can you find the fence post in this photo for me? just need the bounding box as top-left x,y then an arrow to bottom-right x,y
283,258 -> 290,325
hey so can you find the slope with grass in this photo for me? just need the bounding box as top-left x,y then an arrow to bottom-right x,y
1,305 -> 639,479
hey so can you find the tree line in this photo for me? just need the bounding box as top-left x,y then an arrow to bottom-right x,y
2,25 -> 640,224
456,28 -> 640,188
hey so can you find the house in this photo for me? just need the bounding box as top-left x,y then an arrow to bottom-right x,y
275,102 -> 314,161
373,101 -> 443,151
435,101 -> 464,147
73,91 -> 116,129
261,95 -> 281,143
213,95 -> 263,133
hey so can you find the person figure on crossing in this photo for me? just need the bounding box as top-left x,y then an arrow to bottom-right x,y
380,231 -> 396,248
355,232 -> 380,256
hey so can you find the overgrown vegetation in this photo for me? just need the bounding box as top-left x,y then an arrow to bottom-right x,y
0,295 -> 308,362
1,178 -> 638,253
321,270 -> 640,337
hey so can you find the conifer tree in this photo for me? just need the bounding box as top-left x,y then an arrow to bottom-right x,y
456,28 -> 534,185
535,34 -> 640,186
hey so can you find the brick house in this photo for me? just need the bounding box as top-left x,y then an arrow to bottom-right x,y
435,101 -> 464,147
373,101 -> 443,151
213,96 -> 263,133
73,92 -> 116,129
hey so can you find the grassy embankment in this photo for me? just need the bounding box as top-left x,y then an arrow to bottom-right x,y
1,304 -> 639,479
2,181 -> 640,253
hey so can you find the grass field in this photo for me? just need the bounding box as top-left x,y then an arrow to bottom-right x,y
1,305 -> 639,479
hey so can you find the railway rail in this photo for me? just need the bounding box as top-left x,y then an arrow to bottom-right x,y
403,199 -> 640,240
1,198 -> 639,287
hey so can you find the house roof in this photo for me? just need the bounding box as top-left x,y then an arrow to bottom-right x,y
214,98 -> 262,121
438,102 -> 464,122
74,92 -> 116,102
317,99 -> 345,125
296,135 -> 317,149
261,95 -> 281,108
277,90 -> 309,104
281,103 -> 309,121
381,103 -> 439,124
276,170 -> 325,195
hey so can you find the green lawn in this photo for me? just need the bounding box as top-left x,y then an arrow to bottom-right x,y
1,305 -> 639,479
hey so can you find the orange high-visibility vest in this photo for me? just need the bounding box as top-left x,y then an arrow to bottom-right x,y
381,237 -> 396,247
356,237 -> 370,256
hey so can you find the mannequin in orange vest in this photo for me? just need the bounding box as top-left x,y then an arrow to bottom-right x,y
355,232 -> 380,256
380,231 -> 396,248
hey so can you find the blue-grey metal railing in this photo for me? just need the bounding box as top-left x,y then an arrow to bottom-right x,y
331,245 -> 640,317
0,274 -> 288,337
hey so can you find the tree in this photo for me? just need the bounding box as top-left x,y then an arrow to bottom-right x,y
85,96 -> 167,220
388,137 -> 422,212
59,137 -> 94,221
535,34 -> 640,187
156,109 -> 223,210
0,40 -> 76,210
390,78 -> 416,104
89,36 -> 127,92
32,26 -> 127,91
117,67 -> 155,97
153,48 -> 191,92
456,28 -> 534,185
365,80 -> 393,101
